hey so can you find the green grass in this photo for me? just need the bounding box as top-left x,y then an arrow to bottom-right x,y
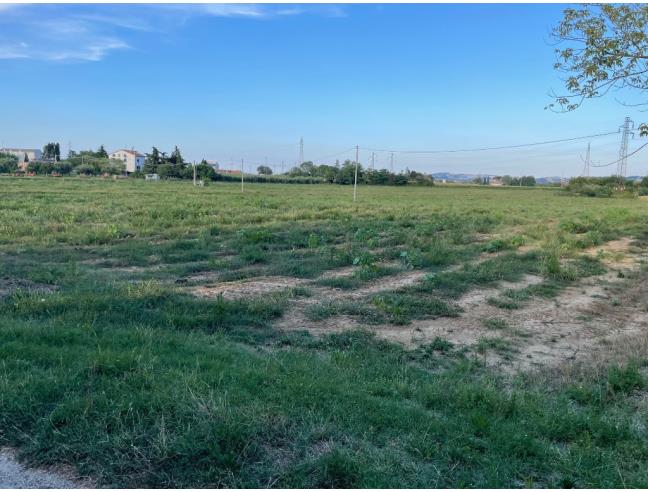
483,318 -> 510,330
2,177 -> 648,487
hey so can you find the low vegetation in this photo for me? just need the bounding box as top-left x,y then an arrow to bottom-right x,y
1,178 -> 648,487
566,176 -> 648,198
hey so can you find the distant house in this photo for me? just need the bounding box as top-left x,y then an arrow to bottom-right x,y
489,177 -> 504,186
219,169 -> 241,175
1,148 -> 42,170
108,149 -> 145,173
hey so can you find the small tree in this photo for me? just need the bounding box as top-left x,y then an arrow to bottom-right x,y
257,165 -> 273,175
169,146 -> 184,165
550,4 -> 648,135
0,152 -> 18,173
144,147 -> 161,174
96,145 -> 108,158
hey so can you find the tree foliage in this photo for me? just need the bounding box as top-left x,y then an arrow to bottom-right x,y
550,4 -> 648,134
565,175 -> 645,197
0,152 -> 18,173
285,160 -> 430,186
257,165 -> 273,175
144,146 -> 185,173
42,142 -> 61,161
96,145 -> 108,158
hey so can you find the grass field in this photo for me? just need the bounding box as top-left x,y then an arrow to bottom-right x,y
1,177 -> 648,487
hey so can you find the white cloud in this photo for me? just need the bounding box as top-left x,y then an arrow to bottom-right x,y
0,6 -> 130,62
71,13 -> 156,32
178,3 -> 345,20
0,37 -> 128,62
45,38 -> 130,62
0,4 -> 19,12
202,4 -> 272,18
0,4 -> 347,63
0,43 -> 29,59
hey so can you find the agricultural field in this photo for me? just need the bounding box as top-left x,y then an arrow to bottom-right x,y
1,177 -> 648,487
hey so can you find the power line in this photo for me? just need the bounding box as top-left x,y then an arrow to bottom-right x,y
310,147 -> 356,163
590,142 -> 648,168
361,130 -> 620,155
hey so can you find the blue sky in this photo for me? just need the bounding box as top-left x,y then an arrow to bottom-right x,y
0,3 -> 645,176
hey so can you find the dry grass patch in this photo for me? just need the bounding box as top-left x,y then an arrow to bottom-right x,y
189,276 -> 308,300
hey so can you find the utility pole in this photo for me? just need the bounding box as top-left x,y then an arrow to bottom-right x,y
193,160 -> 197,185
240,158 -> 244,192
582,142 -> 591,177
371,152 -> 375,170
390,152 -> 394,173
281,160 -> 284,174
617,117 -> 633,179
353,145 -> 359,202
299,137 -> 304,165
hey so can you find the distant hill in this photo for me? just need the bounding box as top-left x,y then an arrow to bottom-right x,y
431,172 -> 564,184
535,176 -> 563,185
431,172 -> 483,182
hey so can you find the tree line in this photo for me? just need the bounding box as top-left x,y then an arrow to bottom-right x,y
284,161 -> 434,186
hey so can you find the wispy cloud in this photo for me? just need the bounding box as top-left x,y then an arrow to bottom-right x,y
0,4 -> 347,63
70,13 -> 156,32
0,4 -> 19,12
0,5 -> 132,62
45,39 -> 130,62
169,3 -> 346,20
0,42 -> 29,59
201,4 -> 302,18
0,38 -> 129,62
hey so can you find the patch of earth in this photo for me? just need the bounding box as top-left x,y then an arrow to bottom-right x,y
316,269 -> 429,300
190,276 -> 309,300
0,448 -> 92,488
278,243 -> 648,374
583,236 -> 647,268
316,262 -> 405,281
316,266 -> 356,280
371,268 -> 646,373
0,277 -> 56,298
472,233 -> 493,242
80,258 -> 160,273
275,269 -> 470,333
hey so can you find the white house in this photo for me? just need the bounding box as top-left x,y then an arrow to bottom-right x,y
1,148 -> 42,170
108,149 -> 145,173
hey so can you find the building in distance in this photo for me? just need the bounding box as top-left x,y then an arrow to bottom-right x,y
108,149 -> 145,173
1,148 -> 42,170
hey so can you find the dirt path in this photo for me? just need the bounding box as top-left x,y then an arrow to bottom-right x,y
0,449 -> 82,488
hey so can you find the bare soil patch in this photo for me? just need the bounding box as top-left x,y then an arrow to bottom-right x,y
0,277 -> 56,298
190,276 -> 309,300
278,237 -> 648,373
80,258 -> 160,273
583,236 -> 646,268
